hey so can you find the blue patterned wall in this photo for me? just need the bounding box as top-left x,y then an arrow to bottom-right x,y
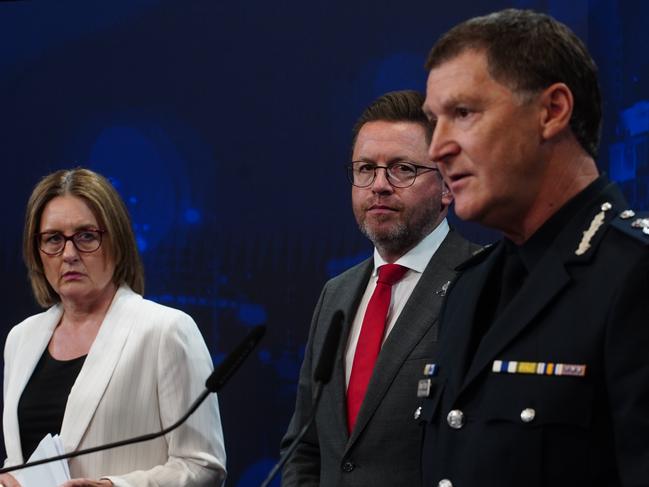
0,1 -> 646,485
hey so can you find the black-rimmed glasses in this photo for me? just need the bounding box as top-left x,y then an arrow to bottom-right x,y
346,161 -> 439,188
36,229 -> 106,256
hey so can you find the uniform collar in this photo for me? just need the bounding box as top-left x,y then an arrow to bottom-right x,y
510,176 -> 609,272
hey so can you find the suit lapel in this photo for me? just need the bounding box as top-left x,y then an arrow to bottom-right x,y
321,259 -> 373,444
436,244 -> 497,395
4,307 -> 61,462
457,182 -> 623,392
461,248 -> 570,390
9,308 -> 61,400
447,179 -> 626,398
346,231 -> 471,447
60,286 -> 138,452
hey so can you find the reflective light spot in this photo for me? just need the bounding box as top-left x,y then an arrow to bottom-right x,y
258,349 -> 271,364
236,459 -> 279,487
136,235 -> 148,252
238,303 -> 267,326
621,100 -> 649,137
184,208 -> 201,223
326,251 -> 371,278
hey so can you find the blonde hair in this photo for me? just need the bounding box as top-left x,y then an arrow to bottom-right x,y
23,168 -> 145,307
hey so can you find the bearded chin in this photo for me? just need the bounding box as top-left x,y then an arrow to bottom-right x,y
359,220 -> 418,256
356,200 -> 442,257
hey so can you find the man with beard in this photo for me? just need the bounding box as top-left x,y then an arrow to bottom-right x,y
280,90 -> 478,487
419,9 -> 649,487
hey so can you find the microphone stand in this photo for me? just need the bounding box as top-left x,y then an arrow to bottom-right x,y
0,390 -> 210,474
259,381 -> 324,487
259,311 -> 344,487
0,325 -> 266,475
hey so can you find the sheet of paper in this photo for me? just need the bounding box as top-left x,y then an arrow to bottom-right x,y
11,433 -> 71,487
52,435 -> 71,479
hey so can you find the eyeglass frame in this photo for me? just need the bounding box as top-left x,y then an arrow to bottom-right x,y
36,229 -> 107,256
346,160 -> 440,188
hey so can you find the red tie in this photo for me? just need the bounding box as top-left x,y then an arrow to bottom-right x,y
347,263 -> 408,433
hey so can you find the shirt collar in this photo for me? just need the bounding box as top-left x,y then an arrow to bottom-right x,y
372,218 -> 450,276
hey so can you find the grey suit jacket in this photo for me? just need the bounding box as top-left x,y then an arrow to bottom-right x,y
281,230 -> 478,487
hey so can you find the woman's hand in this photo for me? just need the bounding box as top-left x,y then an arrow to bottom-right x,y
59,480 -> 113,487
0,473 -> 21,487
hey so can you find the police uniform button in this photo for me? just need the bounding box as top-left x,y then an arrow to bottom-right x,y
446,409 -> 465,429
341,461 -> 355,473
620,209 -> 636,219
414,406 -> 422,420
520,408 -> 536,423
438,479 -> 453,487
601,202 -> 612,211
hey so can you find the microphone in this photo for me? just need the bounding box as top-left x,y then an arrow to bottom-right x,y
260,311 -> 344,487
0,325 -> 266,475
207,325 -> 266,392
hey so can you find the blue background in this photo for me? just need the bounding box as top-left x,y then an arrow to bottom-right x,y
0,0 -> 647,485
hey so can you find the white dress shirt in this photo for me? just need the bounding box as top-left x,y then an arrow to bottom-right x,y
344,219 -> 450,386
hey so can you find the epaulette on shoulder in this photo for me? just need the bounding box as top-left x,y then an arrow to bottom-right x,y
610,209 -> 649,246
455,243 -> 497,271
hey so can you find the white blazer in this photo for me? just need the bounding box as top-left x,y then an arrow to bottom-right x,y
2,285 -> 226,487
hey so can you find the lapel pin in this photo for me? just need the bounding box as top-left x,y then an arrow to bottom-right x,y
413,406 -> 422,420
423,363 -> 438,376
417,379 -> 432,398
435,280 -> 451,296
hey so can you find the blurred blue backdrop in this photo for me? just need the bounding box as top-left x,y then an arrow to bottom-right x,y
0,1 -> 647,485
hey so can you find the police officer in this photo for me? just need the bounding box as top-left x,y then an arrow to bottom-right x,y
419,9 -> 649,487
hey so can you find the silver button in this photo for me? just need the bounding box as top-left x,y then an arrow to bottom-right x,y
438,479 -> 453,487
620,209 -> 636,219
601,202 -> 612,211
414,406 -> 422,420
520,408 -> 536,423
446,409 -> 464,429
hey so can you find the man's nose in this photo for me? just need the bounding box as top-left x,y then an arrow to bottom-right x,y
370,167 -> 394,193
428,119 -> 460,163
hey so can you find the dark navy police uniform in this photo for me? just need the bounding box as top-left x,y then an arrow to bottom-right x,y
419,177 -> 649,487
